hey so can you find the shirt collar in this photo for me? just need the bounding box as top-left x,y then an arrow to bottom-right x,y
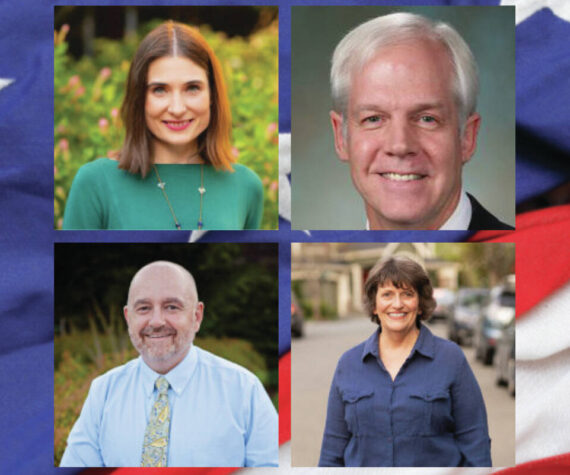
139,344 -> 199,398
411,325 -> 436,359
365,189 -> 472,231
361,324 -> 436,361
439,189 -> 472,230
361,327 -> 382,361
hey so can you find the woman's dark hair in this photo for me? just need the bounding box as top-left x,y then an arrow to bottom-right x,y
363,256 -> 436,326
118,21 -> 234,177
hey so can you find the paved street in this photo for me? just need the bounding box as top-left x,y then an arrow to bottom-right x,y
291,316 -> 515,468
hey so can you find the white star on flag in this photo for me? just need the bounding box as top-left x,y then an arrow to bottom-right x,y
0,78 -> 14,91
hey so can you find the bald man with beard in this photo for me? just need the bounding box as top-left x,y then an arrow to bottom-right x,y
61,261 -> 278,468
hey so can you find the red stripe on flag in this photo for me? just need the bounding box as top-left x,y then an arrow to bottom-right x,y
470,204 -> 570,317
84,467 -> 237,475
496,452 -> 570,474
279,351 -> 291,445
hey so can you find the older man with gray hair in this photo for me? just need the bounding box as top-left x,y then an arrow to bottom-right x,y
329,12 -> 513,230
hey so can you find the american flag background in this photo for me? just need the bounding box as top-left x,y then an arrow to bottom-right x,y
1,0 -> 569,474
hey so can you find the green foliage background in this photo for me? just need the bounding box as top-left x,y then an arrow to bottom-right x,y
54,19 -> 278,229
54,243 -> 278,465
434,243 -> 515,287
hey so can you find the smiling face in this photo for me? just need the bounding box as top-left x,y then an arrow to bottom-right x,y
374,281 -> 420,337
124,262 -> 204,374
145,56 -> 211,161
331,39 -> 480,230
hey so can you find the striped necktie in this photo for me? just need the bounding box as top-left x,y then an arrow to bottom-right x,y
141,375 -> 171,467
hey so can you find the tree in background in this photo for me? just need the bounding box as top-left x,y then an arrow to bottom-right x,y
436,243 -> 515,287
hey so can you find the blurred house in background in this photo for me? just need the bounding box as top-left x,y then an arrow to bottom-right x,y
291,243 -> 461,319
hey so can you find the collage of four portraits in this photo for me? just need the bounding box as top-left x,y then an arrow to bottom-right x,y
54,5 -> 517,469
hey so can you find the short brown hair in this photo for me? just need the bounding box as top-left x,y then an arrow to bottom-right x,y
363,256 -> 436,326
119,21 -> 234,177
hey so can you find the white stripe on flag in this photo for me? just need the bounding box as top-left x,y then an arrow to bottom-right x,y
237,442 -> 501,474
279,133 -> 291,223
516,282 -> 570,464
500,0 -> 570,24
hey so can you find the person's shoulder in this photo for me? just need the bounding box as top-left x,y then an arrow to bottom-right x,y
88,358 -> 139,393
427,329 -> 467,364
74,158 -> 121,181
337,338 -> 368,369
194,345 -> 260,385
79,157 -> 120,172
232,163 -> 263,188
467,193 -> 514,230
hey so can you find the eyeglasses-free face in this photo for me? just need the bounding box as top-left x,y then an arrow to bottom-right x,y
145,56 -> 211,162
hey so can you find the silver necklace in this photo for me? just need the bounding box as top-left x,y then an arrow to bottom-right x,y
153,164 -> 206,230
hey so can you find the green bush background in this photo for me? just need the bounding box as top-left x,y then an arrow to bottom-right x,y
54,18 -> 278,229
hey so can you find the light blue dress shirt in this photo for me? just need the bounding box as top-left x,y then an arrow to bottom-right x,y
60,345 -> 278,467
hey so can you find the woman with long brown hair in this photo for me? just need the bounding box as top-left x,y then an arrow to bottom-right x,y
63,21 -> 263,230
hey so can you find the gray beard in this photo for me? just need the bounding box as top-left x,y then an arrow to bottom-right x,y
128,327 -> 192,363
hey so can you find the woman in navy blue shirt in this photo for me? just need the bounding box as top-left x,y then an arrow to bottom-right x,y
319,257 -> 492,467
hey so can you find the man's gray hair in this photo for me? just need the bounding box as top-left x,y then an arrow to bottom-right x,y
330,12 -> 479,127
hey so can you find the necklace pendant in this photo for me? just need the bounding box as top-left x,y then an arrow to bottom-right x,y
197,220 -> 203,229
157,182 -> 165,190
198,186 -> 206,195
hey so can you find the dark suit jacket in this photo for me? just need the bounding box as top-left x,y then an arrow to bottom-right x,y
467,193 -> 514,230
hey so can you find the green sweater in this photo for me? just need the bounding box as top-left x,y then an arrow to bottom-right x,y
62,158 -> 263,230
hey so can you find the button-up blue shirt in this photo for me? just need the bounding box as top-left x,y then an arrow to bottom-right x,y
319,325 -> 491,467
60,345 -> 278,467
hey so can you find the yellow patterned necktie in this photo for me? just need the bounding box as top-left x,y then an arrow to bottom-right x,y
141,376 -> 171,467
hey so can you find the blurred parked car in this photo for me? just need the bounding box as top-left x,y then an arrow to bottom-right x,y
474,276 -> 516,365
291,294 -> 304,338
447,288 -> 489,346
495,318 -> 515,397
432,288 -> 455,320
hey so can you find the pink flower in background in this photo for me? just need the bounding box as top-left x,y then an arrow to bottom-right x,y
73,86 -> 85,98
99,67 -> 111,80
56,24 -> 70,45
111,108 -> 119,118
98,118 -> 109,131
59,139 -> 69,151
267,122 -> 279,145
270,180 -> 278,191
68,75 -> 80,87
232,147 -> 240,158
